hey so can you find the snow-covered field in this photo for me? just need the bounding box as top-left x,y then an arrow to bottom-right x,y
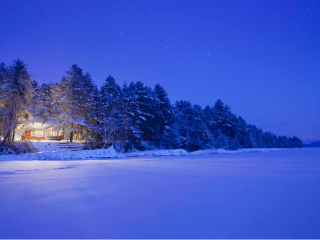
0,148 -> 319,238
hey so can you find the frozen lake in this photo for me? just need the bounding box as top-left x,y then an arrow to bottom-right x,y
0,148 -> 319,238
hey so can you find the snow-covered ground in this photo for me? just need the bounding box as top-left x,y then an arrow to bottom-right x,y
125,148 -> 188,157
0,148 -> 320,238
0,146 -> 117,160
0,146 -> 280,160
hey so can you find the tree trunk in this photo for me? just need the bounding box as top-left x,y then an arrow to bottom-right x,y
103,129 -> 108,149
11,128 -> 15,141
70,131 -> 73,142
0,130 -> 11,148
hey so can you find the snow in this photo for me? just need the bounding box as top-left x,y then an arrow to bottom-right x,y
125,149 -> 188,157
0,146 -> 116,160
31,140 -> 84,152
31,141 -> 65,152
0,144 -> 280,161
190,148 -> 280,155
0,148 -> 320,238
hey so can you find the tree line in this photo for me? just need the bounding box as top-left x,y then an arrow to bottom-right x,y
0,59 -> 303,151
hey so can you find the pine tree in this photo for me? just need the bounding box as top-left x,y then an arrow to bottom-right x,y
288,136 -> 303,148
122,81 -> 155,150
57,64 -> 95,143
212,99 -> 238,138
152,84 -> 173,147
90,85 -> 103,141
278,136 -> 290,148
247,124 -> 264,148
98,75 -> 123,147
213,129 -> 229,149
227,135 -> 241,150
36,83 -> 54,119
262,131 -> 278,148
203,105 -> 216,133
169,101 -> 213,151
192,104 -> 213,150
0,63 -> 8,142
1,58 -> 305,152
235,116 -> 252,148
0,59 -> 34,147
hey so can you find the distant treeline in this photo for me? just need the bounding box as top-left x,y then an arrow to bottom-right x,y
0,59 -> 303,151
303,141 -> 320,148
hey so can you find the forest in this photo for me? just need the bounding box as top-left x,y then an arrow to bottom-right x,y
0,59 -> 303,151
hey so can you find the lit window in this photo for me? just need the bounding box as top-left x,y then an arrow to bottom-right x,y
16,125 -> 27,130
34,122 -> 42,128
36,131 -> 44,136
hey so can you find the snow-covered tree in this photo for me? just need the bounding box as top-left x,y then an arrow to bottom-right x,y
235,116 -> 252,148
97,75 -> 123,147
212,99 -> 238,138
0,59 -> 35,147
0,58 -> 304,152
56,64 -> 95,142
152,84 -> 173,147
121,81 -> 155,150
262,131 -> 278,148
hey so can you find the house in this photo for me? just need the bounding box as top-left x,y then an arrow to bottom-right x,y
17,117 -> 64,141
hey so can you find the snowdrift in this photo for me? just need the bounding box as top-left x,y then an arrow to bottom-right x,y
0,146 -> 281,161
125,149 -> 188,157
190,148 -> 280,155
0,146 -> 117,161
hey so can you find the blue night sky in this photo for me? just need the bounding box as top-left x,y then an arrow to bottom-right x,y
1,0 -> 319,142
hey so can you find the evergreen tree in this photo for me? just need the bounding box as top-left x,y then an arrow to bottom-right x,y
98,75 -> 123,147
278,136 -> 290,148
0,63 -> 8,141
203,105 -> 216,133
152,84 -> 173,147
227,135 -> 241,150
192,104 -> 213,150
247,124 -> 264,148
169,101 -> 213,151
212,99 -> 238,138
235,116 -> 252,148
288,136 -> 303,148
262,131 -> 278,148
36,83 -> 54,119
90,85 -> 103,141
57,64 -> 95,142
0,58 -> 305,152
0,59 -> 34,147
213,129 -> 229,149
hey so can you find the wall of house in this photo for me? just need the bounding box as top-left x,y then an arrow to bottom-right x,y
22,130 -> 46,140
